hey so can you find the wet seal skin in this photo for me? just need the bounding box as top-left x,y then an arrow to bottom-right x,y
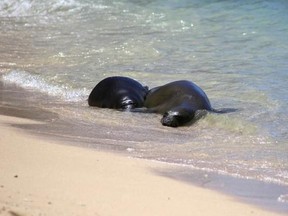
142,80 -> 236,127
88,76 -> 148,110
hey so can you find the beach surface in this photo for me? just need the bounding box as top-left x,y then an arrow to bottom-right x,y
0,114 -> 285,216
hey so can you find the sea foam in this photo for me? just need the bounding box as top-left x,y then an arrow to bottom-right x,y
0,0 -> 108,17
2,70 -> 88,102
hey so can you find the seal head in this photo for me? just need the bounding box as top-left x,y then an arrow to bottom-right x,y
88,76 -> 148,110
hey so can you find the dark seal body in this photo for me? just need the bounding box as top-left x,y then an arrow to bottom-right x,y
144,80 -> 213,127
88,76 -> 148,110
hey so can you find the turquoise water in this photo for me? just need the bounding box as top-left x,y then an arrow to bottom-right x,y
1,0 -> 288,205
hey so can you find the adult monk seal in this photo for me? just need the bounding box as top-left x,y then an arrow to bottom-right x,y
88,76 -> 148,110
142,80 -> 234,127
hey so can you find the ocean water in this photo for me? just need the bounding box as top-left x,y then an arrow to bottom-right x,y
1,0 -> 288,207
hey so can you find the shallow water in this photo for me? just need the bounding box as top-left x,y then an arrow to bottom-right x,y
1,0 -> 288,208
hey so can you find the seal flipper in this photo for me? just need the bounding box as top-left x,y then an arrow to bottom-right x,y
129,107 -> 156,113
210,108 -> 238,113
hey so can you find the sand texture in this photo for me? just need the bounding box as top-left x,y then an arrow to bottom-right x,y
0,115 -> 284,216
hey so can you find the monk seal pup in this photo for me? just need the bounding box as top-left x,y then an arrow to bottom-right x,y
142,80 -> 234,127
88,76 -> 148,110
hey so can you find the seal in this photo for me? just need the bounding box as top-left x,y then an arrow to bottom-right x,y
88,76 -> 148,110
143,80 -> 233,127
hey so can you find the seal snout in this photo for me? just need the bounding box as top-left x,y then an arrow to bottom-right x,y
161,114 -> 179,127
161,109 -> 196,127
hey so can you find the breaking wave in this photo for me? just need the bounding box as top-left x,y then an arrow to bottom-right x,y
0,0 -> 108,17
2,70 -> 88,102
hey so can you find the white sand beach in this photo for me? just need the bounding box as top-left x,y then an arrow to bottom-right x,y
0,115 -> 284,216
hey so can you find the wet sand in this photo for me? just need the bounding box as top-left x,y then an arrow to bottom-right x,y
0,114 -> 285,216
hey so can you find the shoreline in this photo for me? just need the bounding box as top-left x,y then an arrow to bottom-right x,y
0,114 -> 286,216
1,80 -> 287,215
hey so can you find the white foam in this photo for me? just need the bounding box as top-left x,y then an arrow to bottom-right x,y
0,0 -> 32,17
278,194 -> 288,203
0,0 -> 109,17
2,70 -> 88,102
